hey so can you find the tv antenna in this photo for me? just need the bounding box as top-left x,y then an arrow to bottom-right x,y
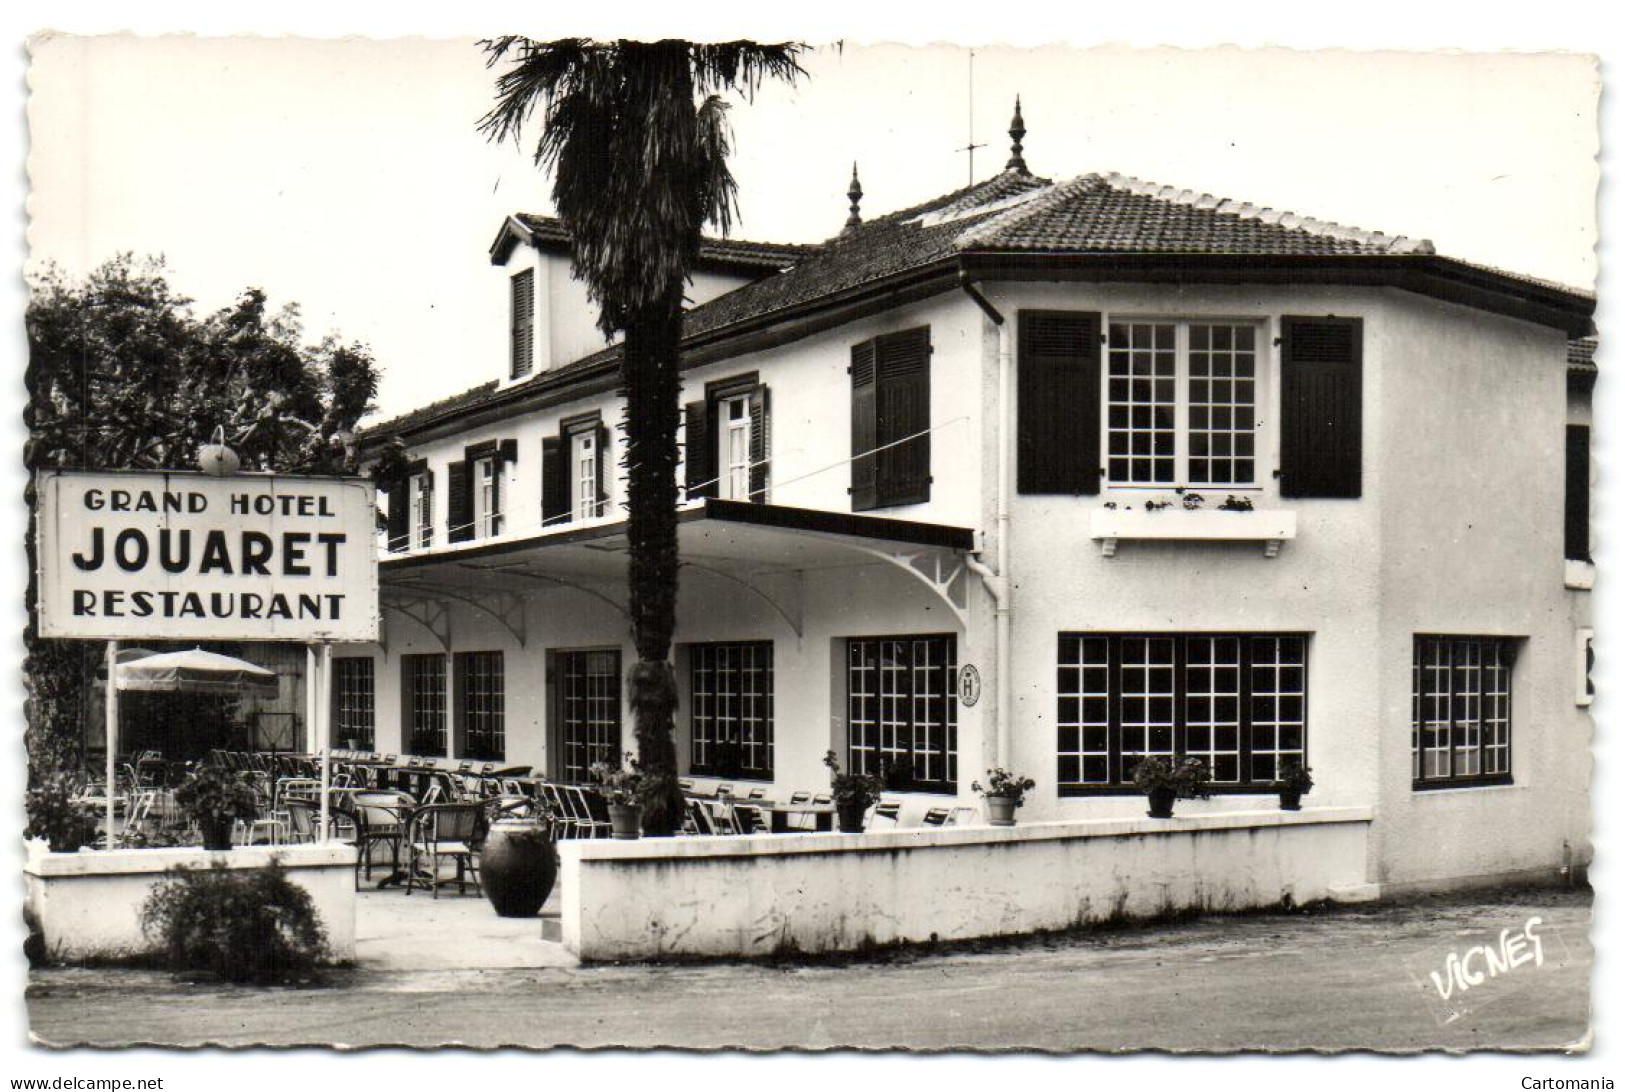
955,49 -> 986,186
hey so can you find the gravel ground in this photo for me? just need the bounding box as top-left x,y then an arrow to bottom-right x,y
25,884 -> 1591,1052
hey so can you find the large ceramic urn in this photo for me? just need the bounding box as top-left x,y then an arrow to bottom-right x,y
480,818 -> 557,918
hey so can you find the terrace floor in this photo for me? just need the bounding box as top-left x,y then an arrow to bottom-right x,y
353,884 -> 573,971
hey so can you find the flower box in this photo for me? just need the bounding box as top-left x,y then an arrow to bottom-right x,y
1089,507 -> 1297,557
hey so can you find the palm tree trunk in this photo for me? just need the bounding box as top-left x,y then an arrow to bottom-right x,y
621,292 -> 687,835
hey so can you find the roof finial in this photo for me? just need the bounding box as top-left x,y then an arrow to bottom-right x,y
845,162 -> 864,230
1006,96 -> 1028,174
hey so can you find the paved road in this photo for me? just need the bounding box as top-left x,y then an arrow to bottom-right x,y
27,886 -> 1590,1051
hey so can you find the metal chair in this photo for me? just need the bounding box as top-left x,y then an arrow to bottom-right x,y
922,808 -> 951,827
345,791 -> 412,887
404,803 -> 486,898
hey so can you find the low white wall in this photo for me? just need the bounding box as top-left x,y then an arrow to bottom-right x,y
561,807 -> 1375,961
24,842 -> 358,962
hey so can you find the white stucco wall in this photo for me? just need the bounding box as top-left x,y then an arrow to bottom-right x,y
561,808 -> 1375,960
24,843 -> 358,961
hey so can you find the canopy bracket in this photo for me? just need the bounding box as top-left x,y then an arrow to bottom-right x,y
679,560 -> 804,638
850,546 -> 969,629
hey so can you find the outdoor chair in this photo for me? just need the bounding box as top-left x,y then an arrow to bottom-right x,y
404,803 -> 486,898
540,783 -> 584,839
677,779 -> 694,792
812,793 -> 833,806
922,808 -> 951,827
872,799 -> 903,827
573,787 -> 614,838
947,806 -> 980,827
345,791 -> 413,887
730,803 -> 768,835
686,797 -> 719,836
714,784 -> 734,800
747,787 -> 767,800
789,790 -> 812,805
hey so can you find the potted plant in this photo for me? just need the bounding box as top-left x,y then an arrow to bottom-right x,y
1276,758 -> 1314,811
174,766 -> 260,850
972,767 -> 1037,827
589,752 -> 644,840
823,750 -> 883,833
1130,756 -> 1213,819
25,771 -> 100,853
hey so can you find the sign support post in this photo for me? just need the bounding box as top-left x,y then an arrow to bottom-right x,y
104,639 -> 119,845
318,643 -> 332,841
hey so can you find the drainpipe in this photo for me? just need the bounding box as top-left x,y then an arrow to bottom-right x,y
959,273 -> 1013,770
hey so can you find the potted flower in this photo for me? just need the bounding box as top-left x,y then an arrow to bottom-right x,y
972,767 -> 1037,827
823,751 -> 883,833
589,752 -> 644,840
1130,756 -> 1213,819
1276,759 -> 1314,811
174,766 -> 260,850
25,771 -> 101,853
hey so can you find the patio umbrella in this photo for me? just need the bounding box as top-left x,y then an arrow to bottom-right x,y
114,648 -> 279,696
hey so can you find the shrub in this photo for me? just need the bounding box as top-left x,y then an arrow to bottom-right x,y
140,862 -> 331,984
25,770 -> 99,852
823,750 -> 883,810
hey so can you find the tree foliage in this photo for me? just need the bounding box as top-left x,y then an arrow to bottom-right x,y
479,39 -> 804,834
23,255 -> 380,779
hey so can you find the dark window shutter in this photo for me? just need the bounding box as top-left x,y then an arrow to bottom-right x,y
684,399 -> 716,501
875,327 -> 932,507
541,435 -> 568,527
510,269 -> 535,379
498,438 -> 518,464
1280,316 -> 1363,498
850,340 -> 879,511
1566,423 -> 1591,562
1017,311 -> 1102,495
446,460 -> 473,542
385,479 -> 409,552
748,384 -> 771,503
593,422 -> 611,517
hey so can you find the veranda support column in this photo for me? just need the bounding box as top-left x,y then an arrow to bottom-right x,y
104,640 -> 119,845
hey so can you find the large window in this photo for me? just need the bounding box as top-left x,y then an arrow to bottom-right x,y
455,651 -> 505,761
1413,635 -> 1515,789
690,642 -> 774,779
332,657 -> 375,749
403,654 -> 447,756
846,634 -> 956,793
1057,633 -> 1306,793
1106,320 -> 1260,487
559,650 -> 621,782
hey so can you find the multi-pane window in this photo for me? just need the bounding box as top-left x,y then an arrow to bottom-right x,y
408,471 -> 433,549
719,394 -> 752,501
404,654 -> 447,756
690,642 -> 774,779
846,634 -> 957,793
455,651 -> 505,761
473,456 -> 502,538
1413,636 -> 1515,788
572,430 -> 598,520
559,650 -> 621,782
332,657 -> 375,749
1057,634 -> 1306,793
1106,320 -> 1259,487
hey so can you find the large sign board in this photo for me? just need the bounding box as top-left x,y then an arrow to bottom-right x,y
36,469 -> 380,643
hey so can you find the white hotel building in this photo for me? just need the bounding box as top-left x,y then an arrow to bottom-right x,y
338,113 -> 1595,897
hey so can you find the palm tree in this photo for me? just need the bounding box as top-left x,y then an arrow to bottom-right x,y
479,39 -> 805,834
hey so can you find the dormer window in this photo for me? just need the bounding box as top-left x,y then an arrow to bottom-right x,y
510,268 -> 535,380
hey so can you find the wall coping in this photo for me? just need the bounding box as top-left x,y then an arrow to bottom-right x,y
563,805 -> 1374,863
24,841 -> 357,879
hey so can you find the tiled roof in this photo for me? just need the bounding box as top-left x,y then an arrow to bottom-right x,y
368,167 -> 1587,440
510,213 -> 819,271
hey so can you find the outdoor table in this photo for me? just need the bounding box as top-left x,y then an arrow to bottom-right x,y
761,803 -> 836,834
